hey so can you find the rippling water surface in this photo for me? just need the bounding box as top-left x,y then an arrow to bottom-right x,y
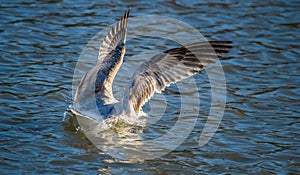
1,0 -> 299,174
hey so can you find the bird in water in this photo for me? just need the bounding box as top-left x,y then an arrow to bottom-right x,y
70,9 -> 232,121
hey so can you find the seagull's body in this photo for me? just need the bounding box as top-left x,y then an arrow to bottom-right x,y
71,9 -> 232,120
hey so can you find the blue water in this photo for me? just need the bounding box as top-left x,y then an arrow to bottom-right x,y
1,0 -> 299,174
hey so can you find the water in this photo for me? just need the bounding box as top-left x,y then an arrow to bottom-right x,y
1,0 -> 299,174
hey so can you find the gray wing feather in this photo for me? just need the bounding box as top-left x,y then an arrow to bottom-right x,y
98,9 -> 129,63
73,9 -> 130,118
123,41 -> 232,114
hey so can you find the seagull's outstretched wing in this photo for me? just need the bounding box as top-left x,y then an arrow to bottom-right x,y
122,41 -> 232,114
94,8 -> 129,99
73,9 -> 129,118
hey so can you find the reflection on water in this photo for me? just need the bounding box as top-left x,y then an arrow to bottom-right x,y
1,0 -> 299,174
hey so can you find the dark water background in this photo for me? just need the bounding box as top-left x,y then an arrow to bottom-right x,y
1,0 -> 299,174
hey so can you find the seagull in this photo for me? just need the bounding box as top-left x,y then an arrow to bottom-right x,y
70,9 -> 232,121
